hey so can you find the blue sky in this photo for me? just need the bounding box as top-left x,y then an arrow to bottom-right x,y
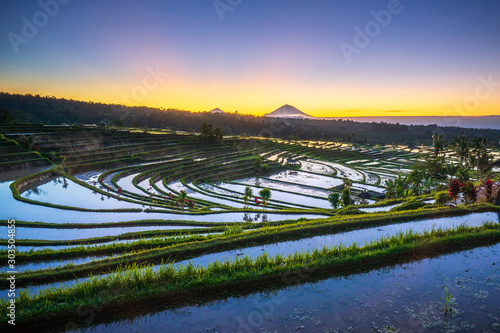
1,0 -> 499,116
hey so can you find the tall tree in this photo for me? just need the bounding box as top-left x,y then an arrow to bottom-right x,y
453,136 -> 470,167
432,133 -> 445,157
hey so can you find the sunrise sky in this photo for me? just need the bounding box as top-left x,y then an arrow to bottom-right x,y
1,0 -> 500,117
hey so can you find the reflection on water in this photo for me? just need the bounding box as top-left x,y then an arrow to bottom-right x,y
175,212 -> 500,269
77,243 -> 500,332
0,181 -> 327,223
268,170 -> 343,188
21,176 -> 141,210
0,225 -> 205,240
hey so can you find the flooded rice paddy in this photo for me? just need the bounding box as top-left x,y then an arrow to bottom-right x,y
72,242 -> 500,332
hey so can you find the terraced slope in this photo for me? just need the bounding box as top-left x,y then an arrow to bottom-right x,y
1,124 -> 499,331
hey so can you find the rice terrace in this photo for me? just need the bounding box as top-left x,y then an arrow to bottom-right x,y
2,1 -> 500,332
0,117 -> 499,332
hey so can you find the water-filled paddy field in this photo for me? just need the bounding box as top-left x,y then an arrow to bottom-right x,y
75,243 -> 500,332
1,127 -> 499,331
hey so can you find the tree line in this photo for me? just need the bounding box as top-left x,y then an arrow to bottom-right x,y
1,92 -> 499,145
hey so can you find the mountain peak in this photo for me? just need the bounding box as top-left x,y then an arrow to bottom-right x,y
209,108 -> 225,114
264,105 -> 313,119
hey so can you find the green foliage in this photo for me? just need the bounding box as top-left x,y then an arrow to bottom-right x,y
112,118 -> 124,127
453,135 -> 470,166
420,178 -> 436,194
16,135 -> 35,151
385,179 -> 396,199
224,224 -> 243,236
435,191 -> 451,206
341,187 -> 351,207
199,122 -> 224,144
445,163 -> 460,179
441,286 -> 455,319
456,166 -> 470,183
5,223 -> 500,326
423,155 -> 447,180
243,186 -> 253,205
177,190 -> 187,209
432,133 -> 446,157
259,187 -> 271,206
407,168 -> 425,186
0,108 -> 14,123
2,93 -> 500,144
343,178 -> 353,188
328,193 -> 340,210
254,156 -> 262,169
462,181 -> 477,204
254,156 -> 269,174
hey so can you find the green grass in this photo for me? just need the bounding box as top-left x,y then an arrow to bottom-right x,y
2,222 -> 500,327
3,204 -> 498,287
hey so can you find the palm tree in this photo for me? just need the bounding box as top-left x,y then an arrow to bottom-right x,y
453,136 -> 469,167
384,179 -> 396,198
456,166 -> 470,183
395,185 -> 406,198
432,133 -> 445,158
421,178 -> 435,194
393,175 -> 408,198
394,175 -> 408,189
445,163 -> 459,180
411,182 -> 422,196
471,137 -> 490,179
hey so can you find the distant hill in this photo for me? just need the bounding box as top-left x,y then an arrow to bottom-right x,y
323,116 -> 500,130
209,108 -> 225,114
264,105 -> 314,119
264,107 -> 500,130
1,92 -> 499,145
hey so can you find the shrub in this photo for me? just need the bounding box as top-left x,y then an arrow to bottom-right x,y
485,179 -> 493,203
448,179 -> 462,202
259,188 -> 271,206
462,181 -> 477,205
328,193 -> 340,210
435,191 -> 451,206
341,187 -> 351,207
224,225 -> 243,236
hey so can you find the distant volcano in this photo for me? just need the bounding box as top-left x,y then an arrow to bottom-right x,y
263,105 -> 314,119
209,108 -> 225,114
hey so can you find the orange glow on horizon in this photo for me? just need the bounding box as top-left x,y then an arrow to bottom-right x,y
2,71 -> 499,118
